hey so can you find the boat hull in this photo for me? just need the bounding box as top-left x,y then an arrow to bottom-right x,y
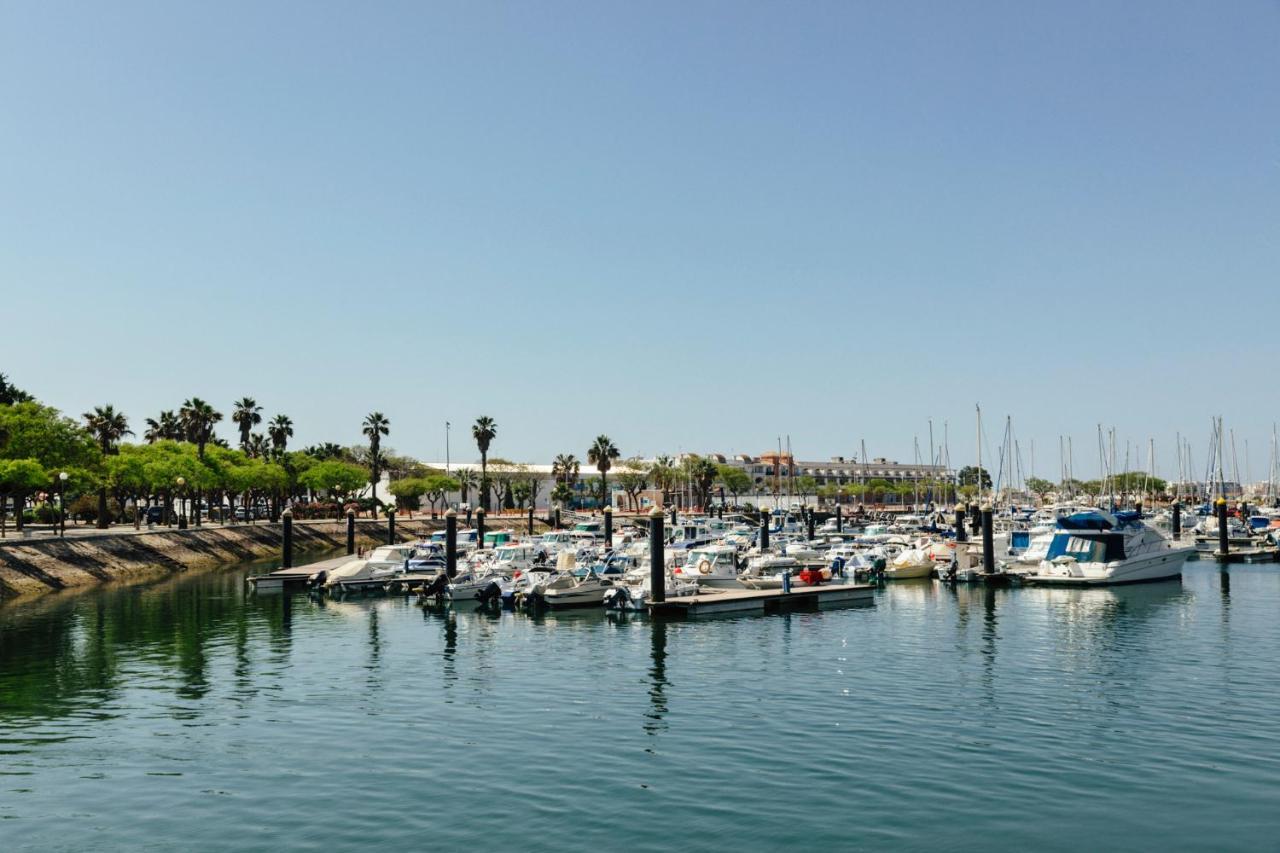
1027,548 -> 1193,586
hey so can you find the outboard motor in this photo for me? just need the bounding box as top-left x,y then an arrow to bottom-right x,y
308,569 -> 328,588
476,581 -> 502,607
418,572 -> 450,604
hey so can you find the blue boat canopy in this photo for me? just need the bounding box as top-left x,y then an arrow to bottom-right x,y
1058,512 -> 1115,531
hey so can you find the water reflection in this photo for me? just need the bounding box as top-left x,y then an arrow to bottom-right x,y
645,619 -> 668,735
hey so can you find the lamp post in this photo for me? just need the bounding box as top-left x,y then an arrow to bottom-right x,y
58,471 -> 68,537
334,484 -> 342,521
176,476 -> 187,529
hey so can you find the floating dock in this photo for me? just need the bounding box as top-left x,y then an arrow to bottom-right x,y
246,555 -> 353,591
647,582 -> 873,617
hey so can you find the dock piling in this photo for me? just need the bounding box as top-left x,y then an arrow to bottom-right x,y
604,505 -> 613,549
759,511 -> 770,551
806,508 -> 815,541
477,507 -> 486,550
346,510 -> 355,555
1172,502 -> 1181,541
282,508 -> 293,569
671,506 -> 678,528
836,505 -> 842,532
445,508 -> 457,578
1216,498 -> 1228,557
955,505 -> 967,543
527,505 -> 534,536
970,503 -> 981,537
981,504 -> 995,575
649,507 -> 665,604
554,506 -> 561,530
387,509 -> 396,544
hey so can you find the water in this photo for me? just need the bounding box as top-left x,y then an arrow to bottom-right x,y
2,559 -> 1279,852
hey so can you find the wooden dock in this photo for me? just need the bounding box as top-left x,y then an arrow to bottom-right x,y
648,582 -> 873,617
246,554 -> 354,591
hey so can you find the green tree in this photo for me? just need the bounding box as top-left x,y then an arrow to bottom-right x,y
0,459 -> 48,536
1025,477 -> 1054,502
389,477 -> 429,517
587,435 -> 620,509
716,464 -> 751,506
231,398 -> 262,450
0,403 -> 100,530
472,416 -> 497,511
301,459 -> 370,515
423,474 -> 461,516
0,373 -> 34,405
683,456 -> 718,510
454,468 -> 478,506
617,461 -> 649,511
83,405 -> 132,528
957,466 -> 992,489
143,410 -> 182,443
795,475 -> 818,503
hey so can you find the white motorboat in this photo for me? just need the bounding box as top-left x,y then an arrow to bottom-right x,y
540,568 -> 620,608
884,547 -> 935,579
672,544 -> 741,588
1026,511 -> 1194,585
324,544 -> 419,590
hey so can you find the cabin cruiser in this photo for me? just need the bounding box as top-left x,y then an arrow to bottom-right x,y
672,544 -> 741,588
1026,511 -> 1194,585
666,521 -> 717,551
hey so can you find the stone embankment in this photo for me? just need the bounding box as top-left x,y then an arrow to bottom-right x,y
0,515 -> 547,600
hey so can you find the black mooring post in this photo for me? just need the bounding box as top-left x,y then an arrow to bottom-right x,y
836,505 -> 843,533
346,509 -> 355,555
1217,498 -> 1228,557
1172,502 -> 1181,541
760,511 -> 770,551
671,506 -> 678,528
476,507 -> 486,550
955,505 -> 967,543
603,505 -> 613,549
807,508 -> 815,540
445,508 -> 457,579
554,506 -> 561,530
981,505 -> 995,575
282,508 -> 294,568
970,503 -> 981,537
387,509 -> 396,544
649,507 -> 665,604
527,504 -> 534,536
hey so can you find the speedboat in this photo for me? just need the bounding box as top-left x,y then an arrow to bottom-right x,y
540,568 -> 620,609
1026,511 -> 1194,585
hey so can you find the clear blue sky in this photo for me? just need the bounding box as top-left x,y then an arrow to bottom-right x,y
3,1 -> 1278,480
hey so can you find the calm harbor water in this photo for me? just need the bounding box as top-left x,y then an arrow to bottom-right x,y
2,557 -> 1279,851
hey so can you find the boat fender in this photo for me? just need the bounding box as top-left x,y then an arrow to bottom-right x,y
698,559 -> 713,575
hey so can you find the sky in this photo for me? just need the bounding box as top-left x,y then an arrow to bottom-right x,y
2,1 -> 1278,481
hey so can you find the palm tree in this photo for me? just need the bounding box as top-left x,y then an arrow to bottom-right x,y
362,412 -> 390,506
648,454 -> 676,496
268,414 -> 293,456
455,469 -> 478,506
587,435 -> 620,510
179,398 -> 222,526
248,433 -> 270,459
472,416 -> 497,511
231,397 -> 262,450
552,453 -> 580,486
83,405 -> 132,529
144,410 -> 181,443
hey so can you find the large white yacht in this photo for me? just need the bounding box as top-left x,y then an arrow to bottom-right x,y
1026,511 -> 1194,585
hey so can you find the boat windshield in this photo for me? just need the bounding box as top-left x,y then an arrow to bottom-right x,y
1047,533 -> 1125,563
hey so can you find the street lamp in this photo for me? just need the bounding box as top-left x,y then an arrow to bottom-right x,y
334,484 -> 341,521
176,476 -> 187,529
58,471 -> 68,537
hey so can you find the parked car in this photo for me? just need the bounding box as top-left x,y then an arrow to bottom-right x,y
145,506 -> 174,524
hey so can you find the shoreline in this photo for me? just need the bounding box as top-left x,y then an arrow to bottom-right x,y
0,515 -> 548,602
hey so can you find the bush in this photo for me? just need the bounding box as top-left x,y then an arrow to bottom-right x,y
23,505 -> 60,524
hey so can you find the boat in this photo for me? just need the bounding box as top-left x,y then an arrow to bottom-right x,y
324,543 -> 420,591
672,544 -> 742,588
884,547 -> 935,579
1026,511 -> 1194,585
